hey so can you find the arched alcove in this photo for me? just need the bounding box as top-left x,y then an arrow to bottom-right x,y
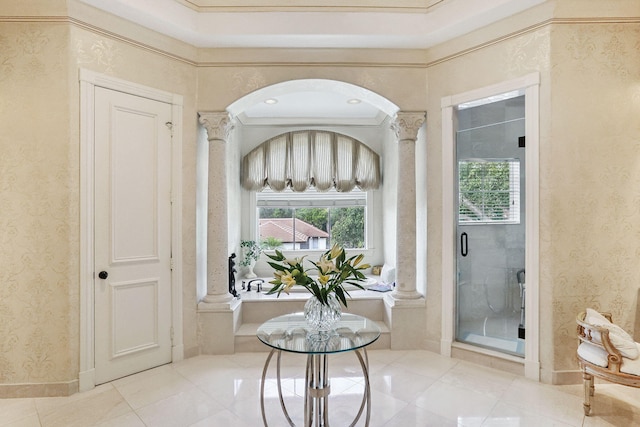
225,79 -> 400,279
196,80 -> 427,355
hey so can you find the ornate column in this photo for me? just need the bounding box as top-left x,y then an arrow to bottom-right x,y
390,112 -> 425,300
198,112 -> 234,305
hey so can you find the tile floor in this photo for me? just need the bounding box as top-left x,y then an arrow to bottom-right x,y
2,349 -> 639,426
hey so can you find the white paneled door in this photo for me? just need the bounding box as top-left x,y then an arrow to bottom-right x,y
94,87 -> 173,385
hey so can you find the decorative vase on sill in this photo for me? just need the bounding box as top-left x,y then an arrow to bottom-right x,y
264,243 -> 370,335
240,240 -> 261,279
244,259 -> 257,279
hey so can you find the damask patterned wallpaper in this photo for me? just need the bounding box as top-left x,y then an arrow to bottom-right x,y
0,23 -> 76,389
544,22 -> 640,376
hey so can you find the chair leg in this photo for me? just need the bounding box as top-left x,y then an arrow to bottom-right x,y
582,371 -> 593,416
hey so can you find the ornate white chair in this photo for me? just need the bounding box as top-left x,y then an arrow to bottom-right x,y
576,309 -> 640,415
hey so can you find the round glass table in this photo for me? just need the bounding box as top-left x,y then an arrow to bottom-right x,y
257,312 -> 381,427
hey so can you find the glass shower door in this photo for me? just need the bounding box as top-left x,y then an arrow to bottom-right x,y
455,92 -> 526,357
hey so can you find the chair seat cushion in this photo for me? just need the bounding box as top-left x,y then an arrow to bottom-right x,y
578,342 -> 640,377
585,308 -> 639,359
578,342 -> 608,367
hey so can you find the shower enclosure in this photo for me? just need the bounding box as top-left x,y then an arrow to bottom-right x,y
455,92 -> 526,357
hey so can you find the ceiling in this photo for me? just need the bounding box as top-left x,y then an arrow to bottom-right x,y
238,91 -> 388,125
78,0 -> 544,124
79,0 -> 544,49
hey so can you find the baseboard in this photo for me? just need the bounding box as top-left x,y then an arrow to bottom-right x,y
172,343 -> 185,362
451,344 -> 524,376
0,380 -> 78,398
183,345 -> 200,359
79,368 -> 95,392
424,338 -> 440,354
549,369 -> 583,385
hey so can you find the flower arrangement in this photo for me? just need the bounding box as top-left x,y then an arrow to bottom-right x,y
240,240 -> 262,267
265,244 -> 370,307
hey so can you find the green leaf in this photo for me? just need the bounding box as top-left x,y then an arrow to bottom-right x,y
308,281 -> 321,298
266,261 -> 286,271
346,280 -> 365,290
266,286 -> 281,295
265,250 -> 284,261
335,286 -> 348,307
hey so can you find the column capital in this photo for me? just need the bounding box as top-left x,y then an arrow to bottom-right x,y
198,111 -> 234,142
391,111 -> 426,142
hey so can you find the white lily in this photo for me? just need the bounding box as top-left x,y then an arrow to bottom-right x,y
316,255 -> 336,274
318,274 -> 331,285
281,272 -> 296,293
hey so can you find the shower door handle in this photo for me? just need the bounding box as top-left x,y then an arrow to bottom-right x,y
460,232 -> 468,257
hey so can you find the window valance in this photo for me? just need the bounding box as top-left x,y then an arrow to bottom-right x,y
241,131 -> 380,192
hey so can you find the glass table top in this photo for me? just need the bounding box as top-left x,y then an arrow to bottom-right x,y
257,312 -> 381,354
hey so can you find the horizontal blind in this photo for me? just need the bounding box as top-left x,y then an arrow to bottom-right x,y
458,159 -> 520,224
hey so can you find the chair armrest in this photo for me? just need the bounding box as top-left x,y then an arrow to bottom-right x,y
577,311 -> 623,371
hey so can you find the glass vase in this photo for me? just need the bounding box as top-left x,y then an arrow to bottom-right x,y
304,293 -> 342,334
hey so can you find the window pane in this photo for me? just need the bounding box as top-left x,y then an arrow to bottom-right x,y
295,208 -> 329,250
255,188 -> 368,251
458,160 -> 520,224
329,206 -> 365,249
258,208 -> 292,250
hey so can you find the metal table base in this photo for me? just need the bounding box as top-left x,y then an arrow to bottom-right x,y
260,347 -> 372,427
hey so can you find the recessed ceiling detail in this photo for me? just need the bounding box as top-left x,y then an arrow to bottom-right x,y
78,0 -> 545,49
77,1 -> 544,125
174,0 -> 444,13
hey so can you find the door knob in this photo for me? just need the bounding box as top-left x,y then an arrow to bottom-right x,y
98,271 -> 109,280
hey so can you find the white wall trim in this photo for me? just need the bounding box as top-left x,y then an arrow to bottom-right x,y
523,75 -> 541,381
440,103 -> 455,358
79,76 -> 96,391
441,72 -> 541,380
170,99 -> 185,363
79,69 -> 184,391
79,69 -> 181,104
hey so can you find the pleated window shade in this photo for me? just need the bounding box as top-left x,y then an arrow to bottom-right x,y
242,131 -> 381,192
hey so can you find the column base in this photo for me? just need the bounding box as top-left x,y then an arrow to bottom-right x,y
198,298 -> 241,354
383,295 -> 427,350
202,292 -> 235,306
389,289 -> 423,301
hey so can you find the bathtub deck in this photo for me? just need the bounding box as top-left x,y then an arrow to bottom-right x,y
234,288 -> 390,352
